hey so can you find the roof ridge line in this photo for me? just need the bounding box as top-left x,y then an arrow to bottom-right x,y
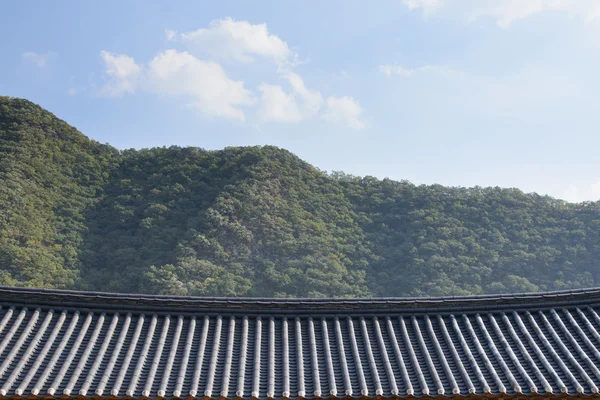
0,285 -> 599,313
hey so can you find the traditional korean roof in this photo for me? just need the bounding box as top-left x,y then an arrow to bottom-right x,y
1,286 -> 600,399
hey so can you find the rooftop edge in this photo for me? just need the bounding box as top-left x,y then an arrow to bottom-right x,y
0,285 -> 599,314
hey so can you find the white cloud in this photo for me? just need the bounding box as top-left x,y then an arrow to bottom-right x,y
379,64 -> 453,77
174,18 -> 360,126
562,179 -> 600,202
469,0 -> 600,27
99,51 -> 141,97
282,71 -> 323,116
146,50 -> 254,121
379,62 -> 580,118
173,18 -> 364,126
257,72 -> 323,122
97,19 -> 363,126
258,84 -> 302,122
322,96 -> 365,129
403,0 -> 600,27
403,0 -> 442,14
165,29 -> 177,41
98,49 -> 253,120
179,18 -> 296,66
254,68 -> 324,125
22,51 -> 56,68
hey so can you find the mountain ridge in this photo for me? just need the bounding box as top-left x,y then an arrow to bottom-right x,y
1,96 -> 599,297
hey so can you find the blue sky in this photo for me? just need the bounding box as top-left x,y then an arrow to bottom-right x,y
2,0 -> 600,202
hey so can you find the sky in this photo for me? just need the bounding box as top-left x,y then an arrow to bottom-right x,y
2,0 -> 600,202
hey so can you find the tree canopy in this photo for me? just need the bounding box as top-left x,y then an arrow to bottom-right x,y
1,97 -> 600,297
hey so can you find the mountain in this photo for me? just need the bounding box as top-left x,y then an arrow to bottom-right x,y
0,97 -> 118,288
1,96 -> 600,298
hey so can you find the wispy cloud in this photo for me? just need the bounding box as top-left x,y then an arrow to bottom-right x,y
403,0 -> 600,27
322,96 -> 365,130
99,51 -> 142,97
22,51 -> 56,68
379,62 -> 580,118
402,0 -> 442,15
165,29 -> 177,41
379,64 -> 454,77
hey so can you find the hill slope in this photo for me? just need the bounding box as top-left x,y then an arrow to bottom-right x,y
1,97 -> 600,297
0,98 -> 118,288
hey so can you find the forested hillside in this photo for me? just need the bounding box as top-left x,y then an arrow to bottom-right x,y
2,96 -> 600,297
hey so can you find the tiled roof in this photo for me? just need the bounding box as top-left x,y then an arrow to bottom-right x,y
1,287 -> 600,399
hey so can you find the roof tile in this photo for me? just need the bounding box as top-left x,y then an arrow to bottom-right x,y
0,287 -> 600,398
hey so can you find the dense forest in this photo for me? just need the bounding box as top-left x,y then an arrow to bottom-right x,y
1,96 -> 600,298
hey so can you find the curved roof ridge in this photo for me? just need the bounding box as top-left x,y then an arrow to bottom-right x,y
0,285 -> 599,314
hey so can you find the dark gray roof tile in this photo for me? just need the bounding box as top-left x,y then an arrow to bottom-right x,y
3,287 -> 600,398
